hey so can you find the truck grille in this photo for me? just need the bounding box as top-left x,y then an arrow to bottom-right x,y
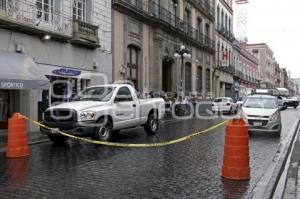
44,109 -> 77,123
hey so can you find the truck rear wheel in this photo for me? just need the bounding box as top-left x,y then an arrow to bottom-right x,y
144,111 -> 159,135
92,118 -> 113,142
48,134 -> 68,144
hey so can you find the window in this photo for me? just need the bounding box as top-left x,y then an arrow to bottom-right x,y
116,87 -> 133,102
185,63 -> 192,95
228,18 -> 231,33
197,66 -> 203,94
205,24 -> 210,44
197,18 -> 202,41
184,9 -> 191,34
36,0 -> 54,23
0,0 -> 6,10
127,46 -> 139,89
225,14 -> 228,31
217,6 -> 220,29
206,68 -> 211,93
221,10 -> 224,28
73,0 -> 86,21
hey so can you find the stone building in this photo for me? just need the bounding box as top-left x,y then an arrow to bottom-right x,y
0,0 -> 112,143
246,43 -> 274,88
112,0 -> 215,99
232,40 -> 259,101
214,0 -> 234,98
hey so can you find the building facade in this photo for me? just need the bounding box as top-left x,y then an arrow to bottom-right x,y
246,43 -> 274,88
232,40 -> 259,101
294,78 -> 300,95
273,60 -> 281,87
214,0 -> 235,98
280,68 -> 288,88
0,0 -> 112,142
112,0 -> 215,99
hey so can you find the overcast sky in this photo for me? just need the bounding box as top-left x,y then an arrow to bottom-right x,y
235,0 -> 300,78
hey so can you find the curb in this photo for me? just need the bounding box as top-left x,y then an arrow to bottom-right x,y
248,117 -> 300,199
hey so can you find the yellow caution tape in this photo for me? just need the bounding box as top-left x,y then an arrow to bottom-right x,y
22,115 -> 228,148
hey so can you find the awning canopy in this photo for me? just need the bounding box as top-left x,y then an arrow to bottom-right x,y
0,51 -> 49,90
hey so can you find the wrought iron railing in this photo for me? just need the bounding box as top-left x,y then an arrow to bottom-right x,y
113,0 -> 215,51
189,0 -> 214,20
235,70 -> 244,79
217,23 -> 235,41
0,0 -> 72,36
218,65 -> 235,74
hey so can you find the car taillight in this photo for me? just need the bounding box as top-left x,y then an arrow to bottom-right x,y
226,103 -> 230,106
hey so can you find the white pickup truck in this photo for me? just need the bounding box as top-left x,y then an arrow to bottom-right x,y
41,84 -> 165,144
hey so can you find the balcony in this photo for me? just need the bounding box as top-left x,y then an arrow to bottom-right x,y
217,23 -> 235,42
235,70 -> 244,80
0,0 -> 99,48
218,65 -> 235,74
189,0 -> 214,21
113,0 -> 215,53
71,19 -> 100,48
0,0 -> 72,40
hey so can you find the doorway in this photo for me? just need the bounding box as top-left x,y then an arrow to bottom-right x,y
162,58 -> 173,92
0,90 -> 9,129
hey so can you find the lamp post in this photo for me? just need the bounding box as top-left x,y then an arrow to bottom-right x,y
174,45 -> 191,101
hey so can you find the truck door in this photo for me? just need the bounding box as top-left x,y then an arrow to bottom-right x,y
113,86 -> 139,129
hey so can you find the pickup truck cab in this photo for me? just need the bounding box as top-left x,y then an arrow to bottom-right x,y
41,84 -> 165,144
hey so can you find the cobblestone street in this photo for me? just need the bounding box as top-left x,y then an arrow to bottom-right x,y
0,108 -> 299,199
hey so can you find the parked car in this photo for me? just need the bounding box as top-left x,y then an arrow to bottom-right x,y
41,84 -> 165,144
241,95 -> 282,136
278,96 -> 299,109
212,97 -> 238,114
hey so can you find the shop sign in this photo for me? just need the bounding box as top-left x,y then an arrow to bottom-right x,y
220,51 -> 229,67
0,81 -> 24,89
52,67 -> 81,77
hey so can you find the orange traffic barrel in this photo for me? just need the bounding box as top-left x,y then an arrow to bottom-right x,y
6,113 -> 29,158
221,118 -> 250,180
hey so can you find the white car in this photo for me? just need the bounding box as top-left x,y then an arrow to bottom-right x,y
242,95 -> 282,136
212,97 -> 238,114
41,84 -> 165,144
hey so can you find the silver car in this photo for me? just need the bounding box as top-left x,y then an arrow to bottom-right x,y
241,95 -> 282,136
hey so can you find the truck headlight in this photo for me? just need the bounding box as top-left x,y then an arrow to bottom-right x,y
270,111 -> 280,122
79,111 -> 96,121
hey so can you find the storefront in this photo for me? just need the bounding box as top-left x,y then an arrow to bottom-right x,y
37,64 -> 92,120
0,50 -> 49,135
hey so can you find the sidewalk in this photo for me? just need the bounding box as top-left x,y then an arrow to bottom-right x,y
282,127 -> 300,198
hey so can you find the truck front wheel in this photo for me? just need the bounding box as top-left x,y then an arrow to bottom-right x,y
92,118 -> 113,142
48,134 -> 68,144
144,111 -> 159,135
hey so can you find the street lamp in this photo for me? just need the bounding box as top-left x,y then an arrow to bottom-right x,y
174,45 -> 191,100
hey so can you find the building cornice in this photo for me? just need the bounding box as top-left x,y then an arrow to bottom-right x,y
218,0 -> 233,14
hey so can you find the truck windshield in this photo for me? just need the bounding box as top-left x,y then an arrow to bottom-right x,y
243,98 -> 278,109
73,87 -> 115,101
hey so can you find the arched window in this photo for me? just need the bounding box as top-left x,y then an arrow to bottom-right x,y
127,45 -> 140,89
185,62 -> 192,95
